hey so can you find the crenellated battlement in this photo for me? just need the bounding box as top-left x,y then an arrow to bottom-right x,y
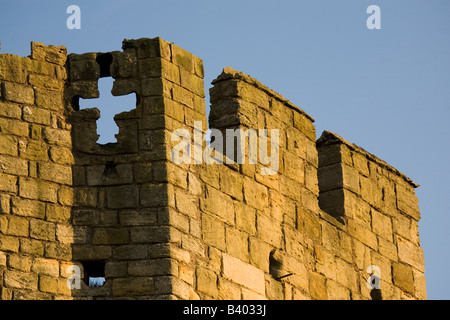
0,38 -> 426,300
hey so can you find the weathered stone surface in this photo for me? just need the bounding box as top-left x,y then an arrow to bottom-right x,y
0,39 -> 426,301
4,270 -> 38,290
396,236 -> 425,272
1,82 -> 34,104
222,253 -> 265,295
38,162 -> 72,185
31,42 -> 67,65
200,186 -> 234,225
309,272 -> 328,300
30,219 -> 55,241
393,262 -> 414,294
196,267 -> 218,298
106,185 -> 139,209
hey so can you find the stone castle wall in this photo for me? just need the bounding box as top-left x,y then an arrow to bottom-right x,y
0,38 -> 426,300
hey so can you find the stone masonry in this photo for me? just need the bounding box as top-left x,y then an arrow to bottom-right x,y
0,38 -> 426,300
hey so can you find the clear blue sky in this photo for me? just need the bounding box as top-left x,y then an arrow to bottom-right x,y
1,0 -> 449,300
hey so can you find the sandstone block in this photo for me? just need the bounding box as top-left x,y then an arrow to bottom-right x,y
112,277 -> 154,296
266,274 -> 285,300
7,254 -> 32,272
19,238 -> 44,256
49,147 -> 74,165
56,224 -> 87,244
201,213 -> 226,251
106,185 -> 139,209
243,177 -> 268,211
335,259 -> 358,292
226,227 -> 249,262
171,43 -> 194,72
30,219 -> 55,241
0,101 -> 22,119
12,198 -> 46,219
92,228 -> 129,245
396,183 -> 420,221
317,144 -> 341,167
73,186 -> 96,206
378,237 -> 398,261
1,82 -> 34,104
34,88 -> 62,111
0,194 -> 10,213
4,270 -> 38,290
347,219 -> 377,250
218,277 -> 241,300
38,162 -> 72,185
200,186 -> 234,225
293,111 -> 316,142
46,204 -> 71,222
38,275 -> 70,295
43,127 -> 71,147
0,134 -> 18,156
113,245 -> 148,260
28,74 -> 62,90
31,42 -> 67,65
0,118 -> 29,137
65,80 -> 99,99
110,50 -> 137,78
396,236 -> 425,272
235,202 -> 256,236
0,172 -> 17,193
128,258 -> 177,277
86,164 -> 133,186
44,242 -> 72,260
111,78 -> 139,96
360,175 -> 382,209
326,279 -> 351,300
19,140 -> 48,161
7,215 -> 29,237
19,177 -> 58,203
172,84 -> 193,108
135,38 -> 170,59
138,58 -> 161,79
196,267 -> 218,298
130,226 -> 171,244
0,54 -> 30,83
118,209 -> 157,227
0,251 -> 7,266
308,272 -> 328,300
412,269 -> 427,300
249,237 -> 272,273
140,183 -> 168,207
371,209 -> 393,241
31,258 -> 60,277
69,56 -> 101,80
222,253 -> 265,295
0,234 -> 20,253
393,262 -> 414,294
72,245 -> 111,260
105,261 -> 127,278
256,213 -> 282,247
353,152 -> 370,176
23,106 -> 51,125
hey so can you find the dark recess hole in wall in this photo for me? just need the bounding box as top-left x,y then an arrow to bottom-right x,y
81,260 -> 106,288
96,53 -> 113,78
77,51 -> 136,144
